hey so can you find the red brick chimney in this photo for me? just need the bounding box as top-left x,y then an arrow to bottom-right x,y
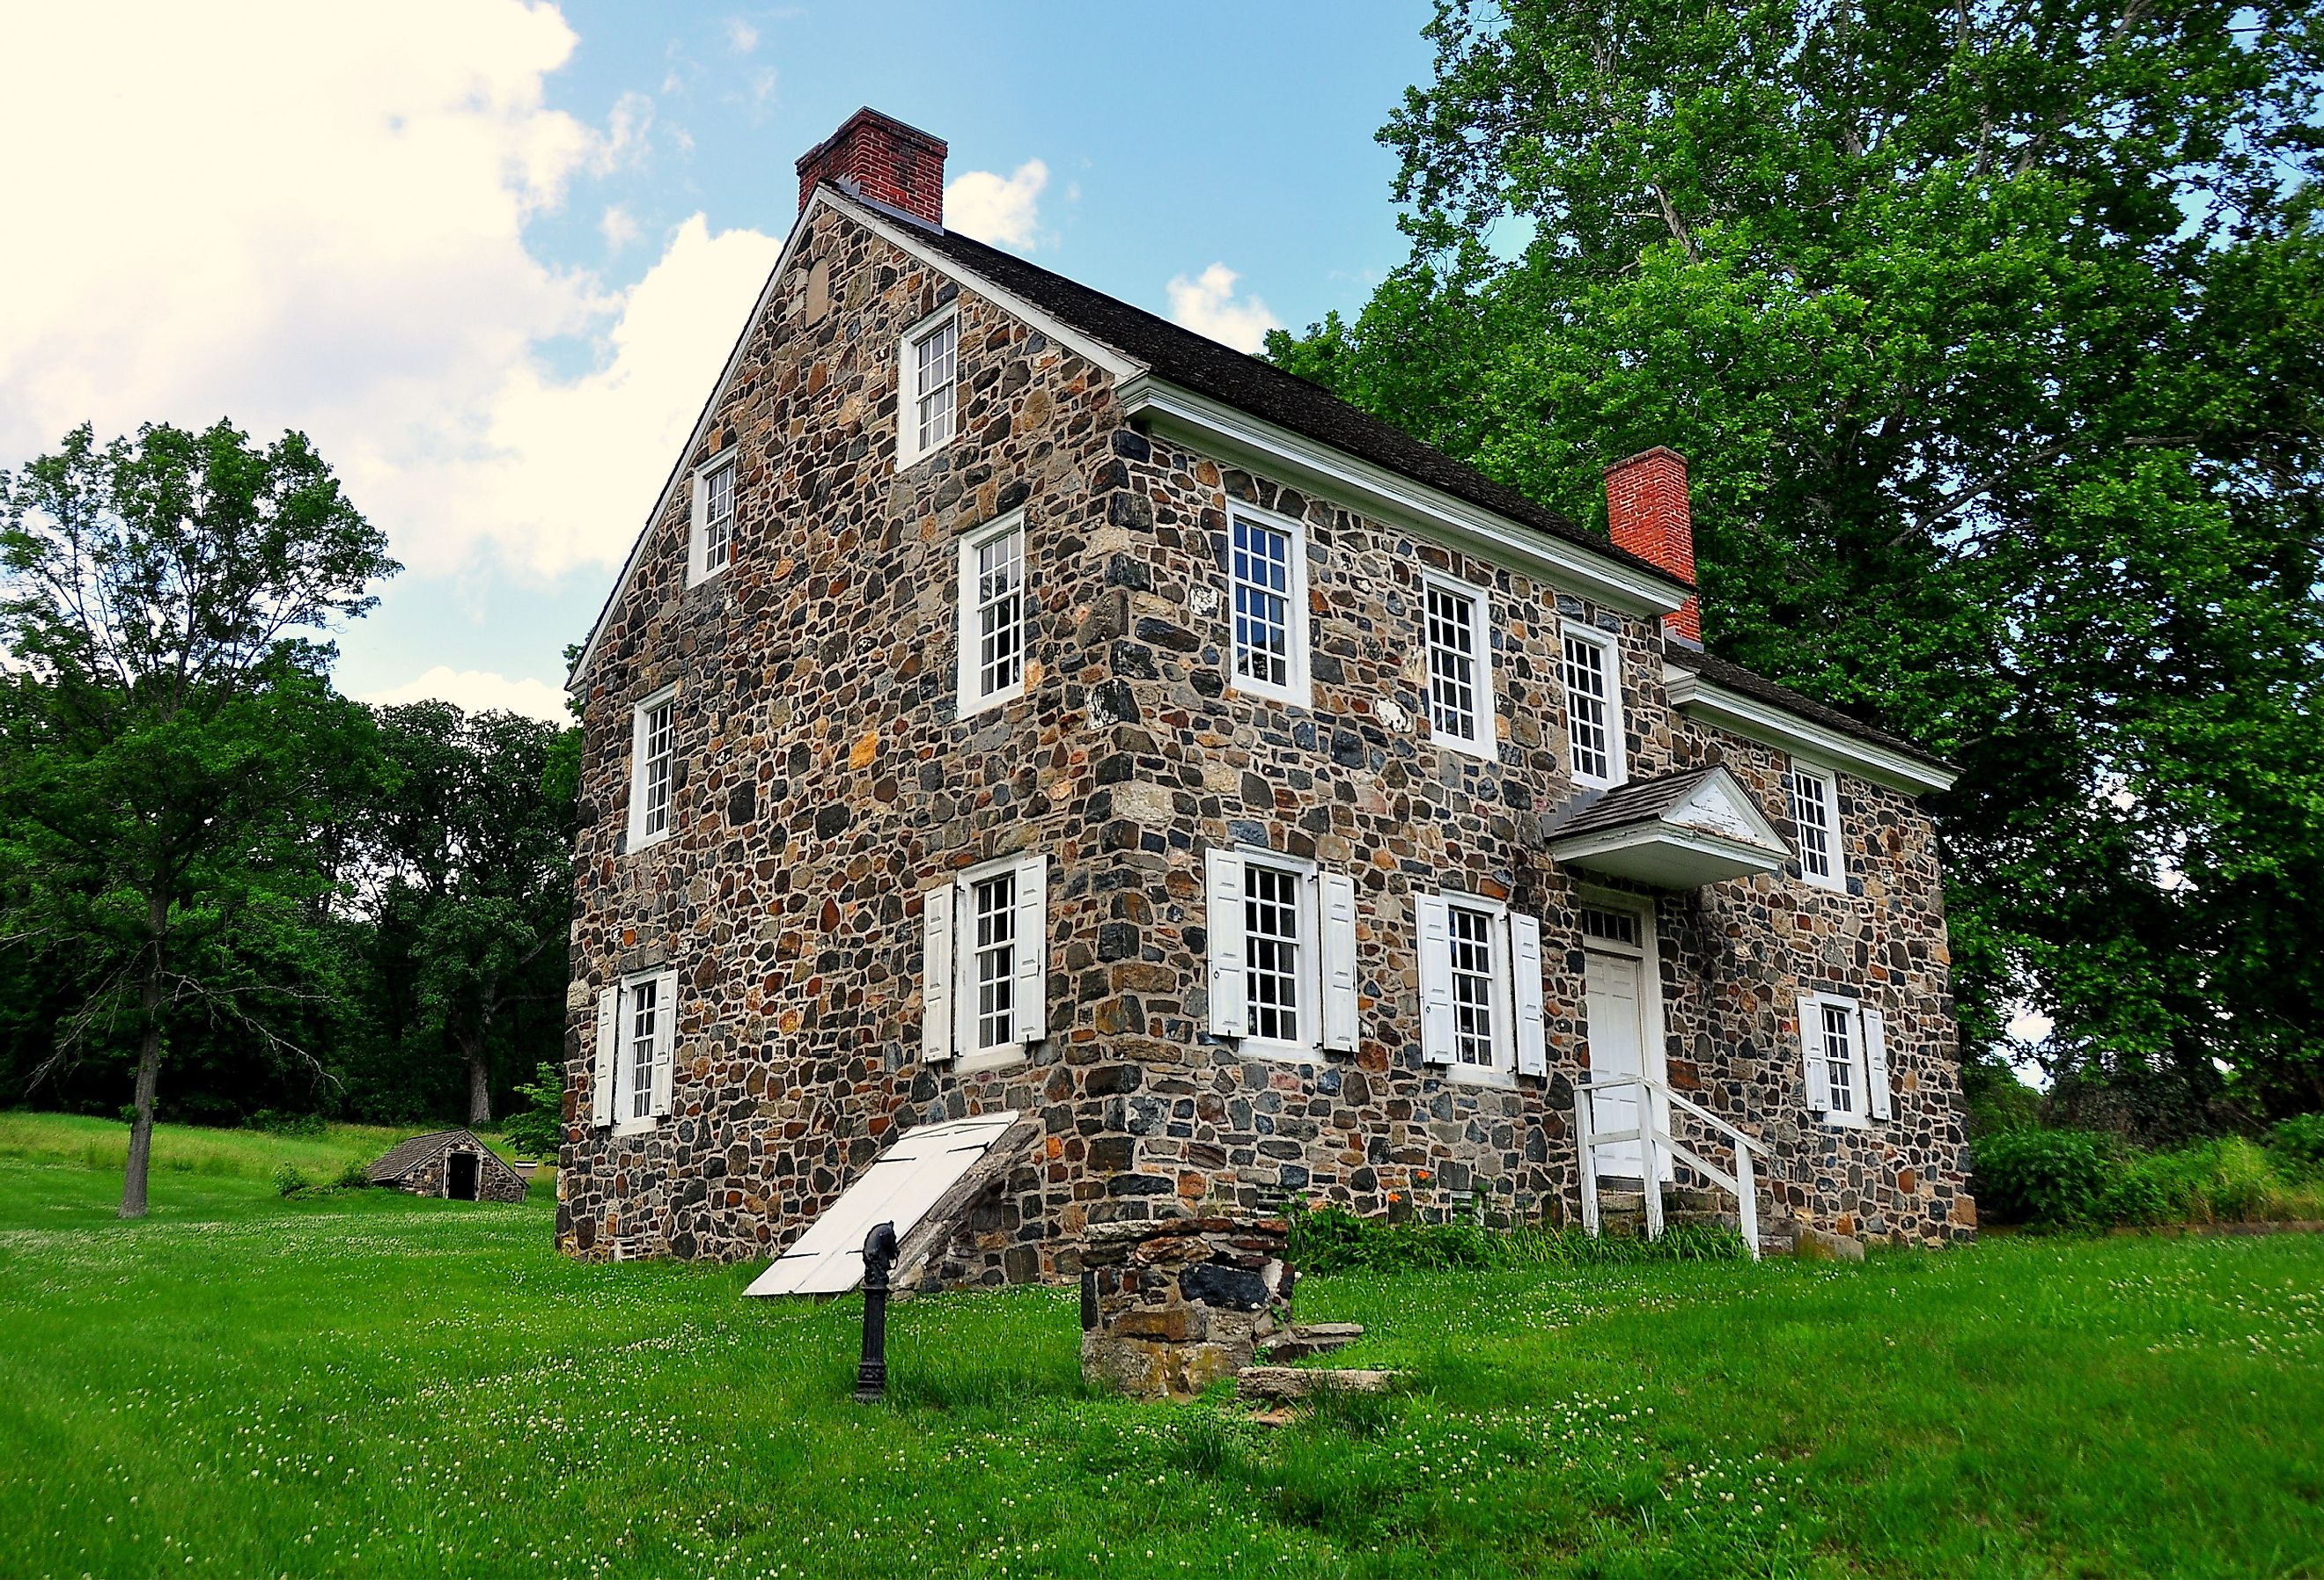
1605,446 -> 1702,646
795,107 -> 947,225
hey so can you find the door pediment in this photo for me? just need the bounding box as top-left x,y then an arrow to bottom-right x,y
1547,766 -> 1789,889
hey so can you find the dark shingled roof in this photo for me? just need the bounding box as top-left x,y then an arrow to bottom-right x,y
368,1128 -> 516,1185
1660,643 -> 1954,772
1547,768 -> 1728,839
828,187 -> 1689,595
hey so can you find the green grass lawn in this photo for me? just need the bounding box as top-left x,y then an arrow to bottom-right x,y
2,1117 -> 2320,1579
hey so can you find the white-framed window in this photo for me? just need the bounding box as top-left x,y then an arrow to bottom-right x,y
626,686 -> 677,850
1203,849 -> 1356,1058
1561,623 -> 1625,787
590,966 -> 677,1135
689,453 -> 736,584
1790,762 -> 1845,890
956,512 -> 1026,713
921,853 -> 1047,1069
896,305 -> 960,468
1416,893 -> 1546,1080
1797,991 -> 1891,1127
1422,574 -> 1495,757
1226,507 -> 1312,707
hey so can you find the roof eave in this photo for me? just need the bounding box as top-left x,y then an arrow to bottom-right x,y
1122,374 -> 1688,621
1662,663 -> 1958,795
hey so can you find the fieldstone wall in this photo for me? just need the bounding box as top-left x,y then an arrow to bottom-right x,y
560,195 -> 1971,1280
386,1142 -> 528,1205
1079,1216 -> 1292,1398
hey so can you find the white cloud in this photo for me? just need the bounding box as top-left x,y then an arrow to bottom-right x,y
724,16 -> 760,52
360,665 -> 572,723
0,1 -> 779,584
1166,263 -> 1281,353
600,205 -> 641,251
944,160 -> 1048,251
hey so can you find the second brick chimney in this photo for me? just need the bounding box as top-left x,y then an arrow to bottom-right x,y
796,107 -> 948,225
1605,446 -> 1702,646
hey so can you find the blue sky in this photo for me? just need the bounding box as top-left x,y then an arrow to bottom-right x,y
1,2 -> 1436,717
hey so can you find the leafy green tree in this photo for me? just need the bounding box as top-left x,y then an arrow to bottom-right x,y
361,702 -> 577,1125
1273,0 -> 2324,1124
0,421 -> 396,1216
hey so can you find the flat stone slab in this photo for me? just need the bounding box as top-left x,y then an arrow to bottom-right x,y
1236,1366 -> 1398,1401
1265,1322 -> 1365,1360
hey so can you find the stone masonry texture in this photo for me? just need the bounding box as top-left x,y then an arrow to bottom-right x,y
558,198 -> 1972,1278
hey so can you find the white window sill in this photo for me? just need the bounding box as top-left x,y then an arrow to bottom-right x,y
612,1118 -> 660,1138
1431,730 -> 1497,762
895,436 -> 958,474
955,1047 -> 1029,1075
1444,1062 -> 1518,1090
956,684 -> 1025,719
1233,1038 -> 1320,1066
1819,1111 -> 1872,1130
1229,679 -> 1313,710
686,562 -> 728,590
1800,874 -> 1848,894
627,827 -> 673,855
1572,773 -> 1620,792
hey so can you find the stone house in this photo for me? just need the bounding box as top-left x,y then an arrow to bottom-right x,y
369,1128 -> 529,1203
558,108 -> 1971,1277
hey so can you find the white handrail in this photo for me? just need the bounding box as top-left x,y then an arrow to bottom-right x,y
1573,1072 -> 1762,1260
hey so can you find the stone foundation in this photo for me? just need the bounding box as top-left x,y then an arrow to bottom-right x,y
1079,1216 -> 1292,1399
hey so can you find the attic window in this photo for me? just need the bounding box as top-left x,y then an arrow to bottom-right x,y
898,305 -> 960,467
690,455 -> 735,584
1562,625 -> 1624,787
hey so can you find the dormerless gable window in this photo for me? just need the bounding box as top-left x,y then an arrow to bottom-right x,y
627,687 -> 677,849
1423,576 -> 1494,757
921,854 -> 1048,1069
1416,893 -> 1546,1079
898,306 -> 960,467
1790,763 -> 1844,890
956,513 -> 1026,713
590,966 -> 677,1134
1227,509 -> 1311,706
1798,991 -> 1890,1126
1562,625 -> 1624,787
1204,849 -> 1356,1057
689,454 -> 735,584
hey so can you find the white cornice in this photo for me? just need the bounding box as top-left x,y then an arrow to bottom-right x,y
1662,664 -> 1957,795
1118,376 -> 1688,620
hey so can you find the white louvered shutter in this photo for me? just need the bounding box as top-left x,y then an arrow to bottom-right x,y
1013,853 -> 1048,1043
650,968 -> 678,1117
688,470 -> 709,580
1863,1006 -> 1892,1120
1416,894 -> 1455,1064
1204,849 -> 1247,1039
591,987 -> 618,1128
922,882 -> 956,1063
1798,994 -> 1830,1113
1511,912 -> 1547,1077
1320,871 -> 1358,1054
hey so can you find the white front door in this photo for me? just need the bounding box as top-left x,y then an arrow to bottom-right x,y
1582,903 -> 1666,1180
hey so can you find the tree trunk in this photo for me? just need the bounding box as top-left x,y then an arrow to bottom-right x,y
119,916 -> 166,1220
467,1039 -> 492,1128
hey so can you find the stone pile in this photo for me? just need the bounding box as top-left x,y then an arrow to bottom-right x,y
1080,1216 -> 1292,1399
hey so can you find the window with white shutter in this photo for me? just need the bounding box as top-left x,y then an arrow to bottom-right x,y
920,855 -> 1048,1070
591,988 -> 617,1128
1797,992 -> 1892,1127
1416,893 -> 1542,1081
599,968 -> 677,1136
1203,849 -> 1350,1060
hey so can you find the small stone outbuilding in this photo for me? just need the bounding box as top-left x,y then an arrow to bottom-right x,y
368,1129 -> 528,1203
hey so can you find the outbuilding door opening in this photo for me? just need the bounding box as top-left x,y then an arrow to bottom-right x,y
447,1151 -> 479,1202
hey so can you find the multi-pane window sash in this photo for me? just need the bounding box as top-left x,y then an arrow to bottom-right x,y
1563,631 -> 1617,783
638,695 -> 674,841
701,461 -> 734,576
1791,768 -> 1838,884
969,870 -> 1017,1053
1425,581 -> 1486,747
911,315 -> 958,456
1820,1002 -> 1856,1117
1231,517 -> 1295,691
626,977 -> 658,1122
1243,862 -> 1302,1043
1447,903 -> 1497,1066
972,525 -> 1024,702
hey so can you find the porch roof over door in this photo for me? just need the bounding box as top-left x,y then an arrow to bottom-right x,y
1545,765 -> 1790,889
